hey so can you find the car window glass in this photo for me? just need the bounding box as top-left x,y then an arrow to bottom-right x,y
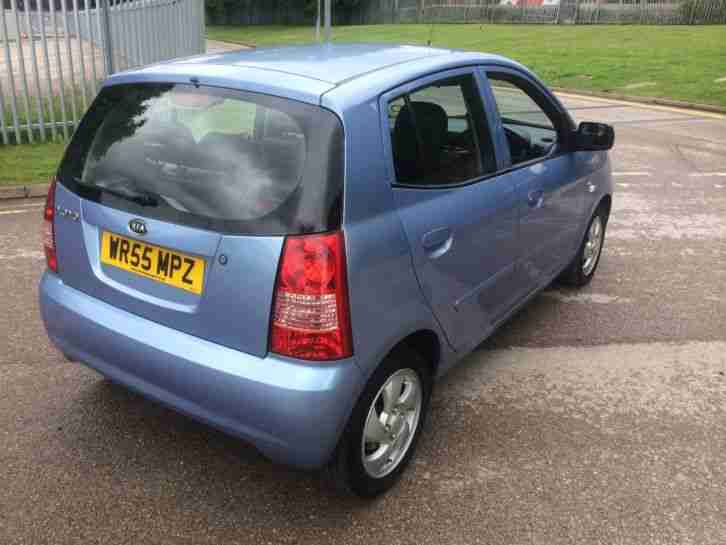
174,98 -> 257,141
58,83 -> 344,235
388,74 -> 496,187
487,74 -> 558,166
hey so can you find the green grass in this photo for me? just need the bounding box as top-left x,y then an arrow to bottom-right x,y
0,140 -> 67,186
208,24 -> 726,108
1,87 -> 86,185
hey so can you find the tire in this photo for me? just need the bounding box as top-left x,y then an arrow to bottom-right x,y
327,346 -> 432,498
559,204 -> 609,288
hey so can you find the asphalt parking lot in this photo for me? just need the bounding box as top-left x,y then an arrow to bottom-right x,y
1,94 -> 725,545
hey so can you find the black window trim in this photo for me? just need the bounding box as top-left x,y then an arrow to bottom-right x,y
56,81 -> 347,237
385,70 -> 496,191
381,63 -> 576,191
484,67 -> 575,176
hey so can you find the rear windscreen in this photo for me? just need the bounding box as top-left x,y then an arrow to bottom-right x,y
58,83 -> 344,235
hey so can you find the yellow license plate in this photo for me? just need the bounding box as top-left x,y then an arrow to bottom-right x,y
100,231 -> 205,295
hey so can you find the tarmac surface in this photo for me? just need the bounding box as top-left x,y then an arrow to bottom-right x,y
1,91 -> 725,544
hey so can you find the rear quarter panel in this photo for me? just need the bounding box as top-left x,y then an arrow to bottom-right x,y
328,95 -> 456,383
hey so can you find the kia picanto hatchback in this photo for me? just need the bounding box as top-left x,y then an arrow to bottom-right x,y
40,44 -> 614,497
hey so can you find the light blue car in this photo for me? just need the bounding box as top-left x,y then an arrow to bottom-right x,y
39,43 -> 614,497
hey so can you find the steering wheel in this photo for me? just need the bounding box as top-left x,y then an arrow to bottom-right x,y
503,126 -> 532,163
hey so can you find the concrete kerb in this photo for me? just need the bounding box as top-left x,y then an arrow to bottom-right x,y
0,183 -> 51,201
552,88 -> 726,118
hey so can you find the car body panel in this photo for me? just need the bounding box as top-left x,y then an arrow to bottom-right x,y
40,272 -> 362,468
53,182 -> 284,357
105,61 -> 335,106
178,43 -> 453,85
376,67 -> 521,352
334,79 -> 457,382
40,43 -> 613,469
478,67 -> 586,289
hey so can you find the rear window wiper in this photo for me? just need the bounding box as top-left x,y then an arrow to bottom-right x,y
74,177 -> 159,207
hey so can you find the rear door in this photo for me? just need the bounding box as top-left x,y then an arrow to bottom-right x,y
381,68 -> 519,352
53,83 -> 344,357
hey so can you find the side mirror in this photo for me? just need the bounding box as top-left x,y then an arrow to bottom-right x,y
572,122 -> 614,151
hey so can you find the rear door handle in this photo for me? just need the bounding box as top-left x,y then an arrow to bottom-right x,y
422,227 -> 453,259
527,189 -> 545,208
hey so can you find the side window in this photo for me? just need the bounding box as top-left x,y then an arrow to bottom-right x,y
388,74 -> 496,187
487,73 -> 559,166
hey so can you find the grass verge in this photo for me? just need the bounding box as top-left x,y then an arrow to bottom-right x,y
0,140 -> 66,186
207,24 -> 726,108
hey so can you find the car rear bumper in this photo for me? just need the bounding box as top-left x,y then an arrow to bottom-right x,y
39,272 -> 363,469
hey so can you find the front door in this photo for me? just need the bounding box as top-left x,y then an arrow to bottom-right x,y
483,69 -> 585,290
381,68 -> 519,351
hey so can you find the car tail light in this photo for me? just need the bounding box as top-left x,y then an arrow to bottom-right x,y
43,178 -> 58,273
270,231 -> 353,361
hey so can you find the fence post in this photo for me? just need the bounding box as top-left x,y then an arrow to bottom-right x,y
324,0 -> 331,42
315,0 -> 321,41
99,0 -> 114,75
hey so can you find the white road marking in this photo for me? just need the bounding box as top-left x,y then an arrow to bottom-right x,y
0,203 -> 43,212
688,172 -> 726,177
0,209 -> 33,216
444,341 -> 726,418
716,184 -> 724,189
612,172 -> 652,176
0,250 -> 44,260
609,192 -> 726,240
541,291 -> 632,305
617,181 -> 660,188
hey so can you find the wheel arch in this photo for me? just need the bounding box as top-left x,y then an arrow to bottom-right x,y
390,329 -> 442,378
598,194 -> 612,221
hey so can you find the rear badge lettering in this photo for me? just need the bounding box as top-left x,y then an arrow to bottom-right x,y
56,206 -> 80,221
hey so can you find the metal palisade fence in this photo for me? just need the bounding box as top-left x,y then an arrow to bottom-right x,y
0,0 -> 205,145
358,0 -> 726,25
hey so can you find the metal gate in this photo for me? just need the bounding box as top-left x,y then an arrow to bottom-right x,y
1,0 -> 205,145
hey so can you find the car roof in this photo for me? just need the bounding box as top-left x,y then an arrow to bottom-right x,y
185,43 -> 455,86
105,43 -> 529,110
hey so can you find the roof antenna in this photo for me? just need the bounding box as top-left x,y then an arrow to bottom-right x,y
427,8 -> 436,46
